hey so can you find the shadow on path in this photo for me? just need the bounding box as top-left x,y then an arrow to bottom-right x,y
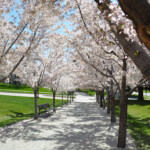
0,95 -> 136,150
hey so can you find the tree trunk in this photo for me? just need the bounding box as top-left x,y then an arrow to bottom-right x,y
70,93 -> 71,103
34,88 -> 38,119
106,87 -> 110,114
96,91 -> 98,103
53,91 -> 56,112
67,92 -> 69,103
62,92 -> 63,105
94,0 -> 150,82
97,91 -> 100,104
72,92 -> 74,102
110,95 -> 116,122
110,80 -> 116,122
117,59 -> 128,148
138,86 -> 144,101
117,0 -> 150,51
102,90 -> 105,109
100,91 -> 103,107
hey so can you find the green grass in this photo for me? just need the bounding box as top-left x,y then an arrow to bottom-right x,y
130,93 -> 150,100
144,96 -> 150,100
78,89 -> 95,96
0,83 -> 66,95
87,90 -> 95,96
0,95 -> 67,128
0,83 -> 49,93
115,100 -> 150,150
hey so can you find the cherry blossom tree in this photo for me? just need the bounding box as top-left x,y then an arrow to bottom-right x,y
93,0 -> 150,83
0,0 -> 61,82
15,57 -> 47,119
116,0 -> 150,50
62,1 -> 148,147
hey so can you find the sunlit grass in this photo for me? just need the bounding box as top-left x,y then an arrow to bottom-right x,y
0,95 -> 67,127
115,100 -> 150,150
78,89 -> 95,96
0,83 -> 66,95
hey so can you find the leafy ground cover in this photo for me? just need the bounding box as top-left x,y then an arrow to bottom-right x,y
115,100 -> 150,150
0,95 -> 67,128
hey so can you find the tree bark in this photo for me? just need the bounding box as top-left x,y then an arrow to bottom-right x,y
72,92 -> 74,102
34,88 -> 38,119
53,91 -> 56,112
102,90 -> 105,109
94,0 -> 150,83
115,33 -> 150,82
62,92 -> 63,105
110,80 -> 116,122
106,87 -> 110,114
117,0 -> 150,51
97,91 -> 100,104
110,95 -> 116,122
96,91 -> 98,104
100,91 -> 103,108
96,91 -> 98,103
138,86 -> 144,101
67,92 -> 69,103
117,59 -> 128,148
70,93 -> 71,103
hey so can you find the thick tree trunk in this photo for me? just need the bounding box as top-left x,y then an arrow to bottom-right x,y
138,86 -> 144,101
106,87 -> 110,114
53,91 -> 56,112
34,88 -> 38,119
117,0 -> 150,51
116,33 -> 150,82
117,59 -> 128,148
118,96 -> 128,148
110,95 -> 116,122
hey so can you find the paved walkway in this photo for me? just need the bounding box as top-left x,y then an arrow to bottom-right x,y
0,92 -> 137,150
0,92 -> 67,100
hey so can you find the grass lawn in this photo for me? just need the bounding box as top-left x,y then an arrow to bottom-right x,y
0,95 -> 67,128
78,89 -> 96,96
0,83 -> 66,95
115,100 -> 150,150
130,93 -> 150,100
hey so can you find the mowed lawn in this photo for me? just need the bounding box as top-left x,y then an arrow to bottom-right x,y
0,83 -> 66,95
0,95 -> 67,128
115,100 -> 150,150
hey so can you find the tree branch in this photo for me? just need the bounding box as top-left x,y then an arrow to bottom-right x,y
1,23 -> 28,58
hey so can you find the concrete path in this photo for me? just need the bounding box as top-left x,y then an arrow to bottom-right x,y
0,92 -> 137,150
0,92 -> 67,100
